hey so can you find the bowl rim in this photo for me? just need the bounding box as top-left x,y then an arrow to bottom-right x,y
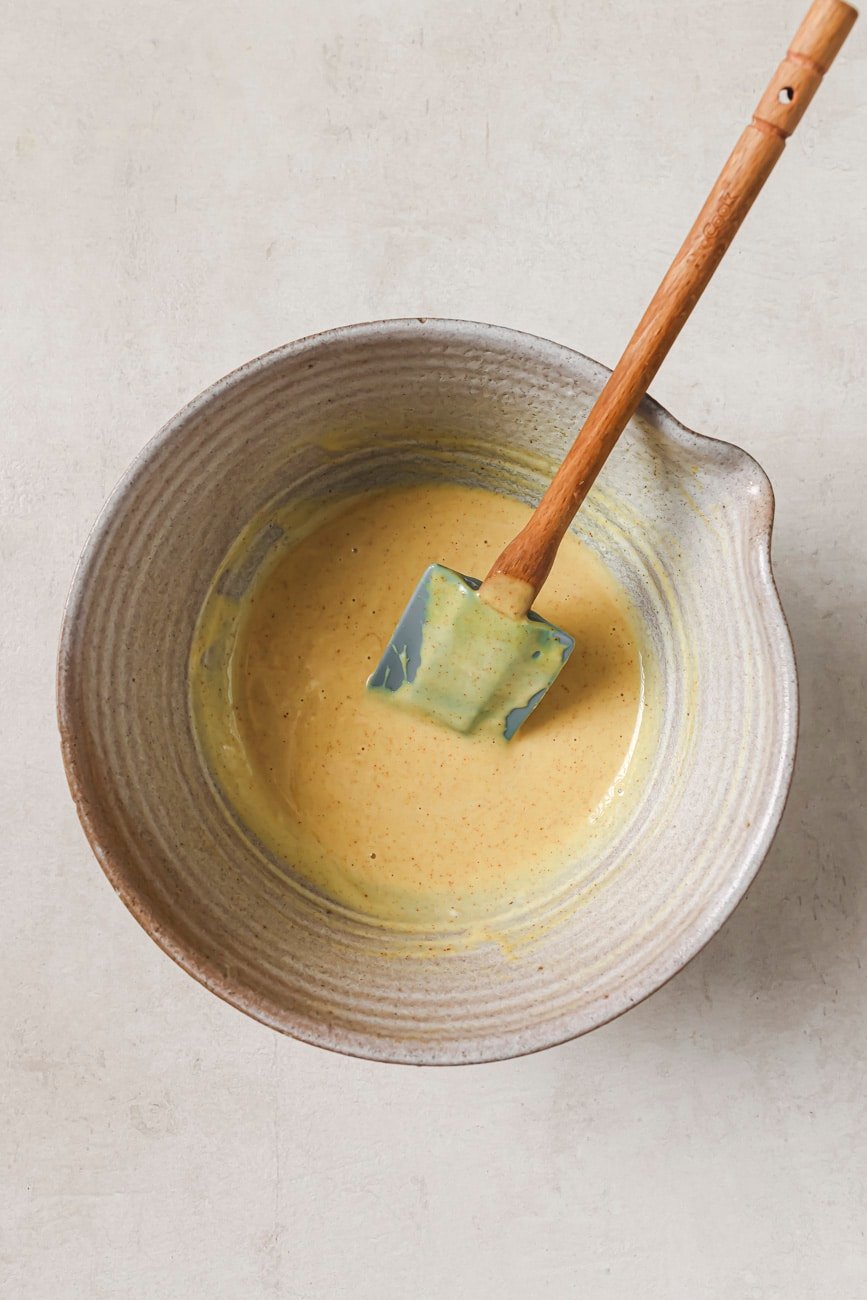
57,316 -> 799,1065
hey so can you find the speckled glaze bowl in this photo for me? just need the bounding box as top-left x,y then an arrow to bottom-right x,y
58,320 -> 797,1064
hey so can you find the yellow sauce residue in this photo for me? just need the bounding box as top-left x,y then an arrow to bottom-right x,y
190,484 -> 653,930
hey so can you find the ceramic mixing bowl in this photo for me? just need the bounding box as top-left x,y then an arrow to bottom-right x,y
58,319 -> 797,1064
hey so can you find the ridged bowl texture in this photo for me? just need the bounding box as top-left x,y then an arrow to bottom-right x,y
58,320 -> 797,1064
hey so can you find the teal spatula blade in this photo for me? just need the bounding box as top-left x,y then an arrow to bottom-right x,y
367,564 -> 573,740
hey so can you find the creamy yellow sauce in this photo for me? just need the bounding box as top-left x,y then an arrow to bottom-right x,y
190,484 -> 651,930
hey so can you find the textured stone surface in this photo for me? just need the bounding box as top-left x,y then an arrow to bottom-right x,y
3,0 -> 866,1294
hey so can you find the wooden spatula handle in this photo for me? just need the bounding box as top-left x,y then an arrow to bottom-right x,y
482,0 -> 857,614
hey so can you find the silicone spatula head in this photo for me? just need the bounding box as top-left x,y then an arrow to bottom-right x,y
366,565 -> 574,740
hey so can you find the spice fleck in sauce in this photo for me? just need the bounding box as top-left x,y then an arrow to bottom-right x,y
190,484 -> 651,929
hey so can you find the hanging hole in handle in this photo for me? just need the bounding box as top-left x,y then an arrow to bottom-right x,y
778,86 -> 795,104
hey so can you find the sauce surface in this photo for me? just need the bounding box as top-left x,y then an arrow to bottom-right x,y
191,484 -> 650,928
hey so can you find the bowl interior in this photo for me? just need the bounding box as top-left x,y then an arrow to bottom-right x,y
58,320 -> 796,1063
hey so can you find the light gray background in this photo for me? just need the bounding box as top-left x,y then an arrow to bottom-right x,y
3,1 -> 866,1295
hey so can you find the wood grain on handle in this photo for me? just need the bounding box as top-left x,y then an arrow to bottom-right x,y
481,0 -> 857,615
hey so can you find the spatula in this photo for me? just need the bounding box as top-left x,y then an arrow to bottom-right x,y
368,0 -> 857,739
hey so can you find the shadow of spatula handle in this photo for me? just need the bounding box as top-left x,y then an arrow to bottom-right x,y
480,0 -> 858,619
